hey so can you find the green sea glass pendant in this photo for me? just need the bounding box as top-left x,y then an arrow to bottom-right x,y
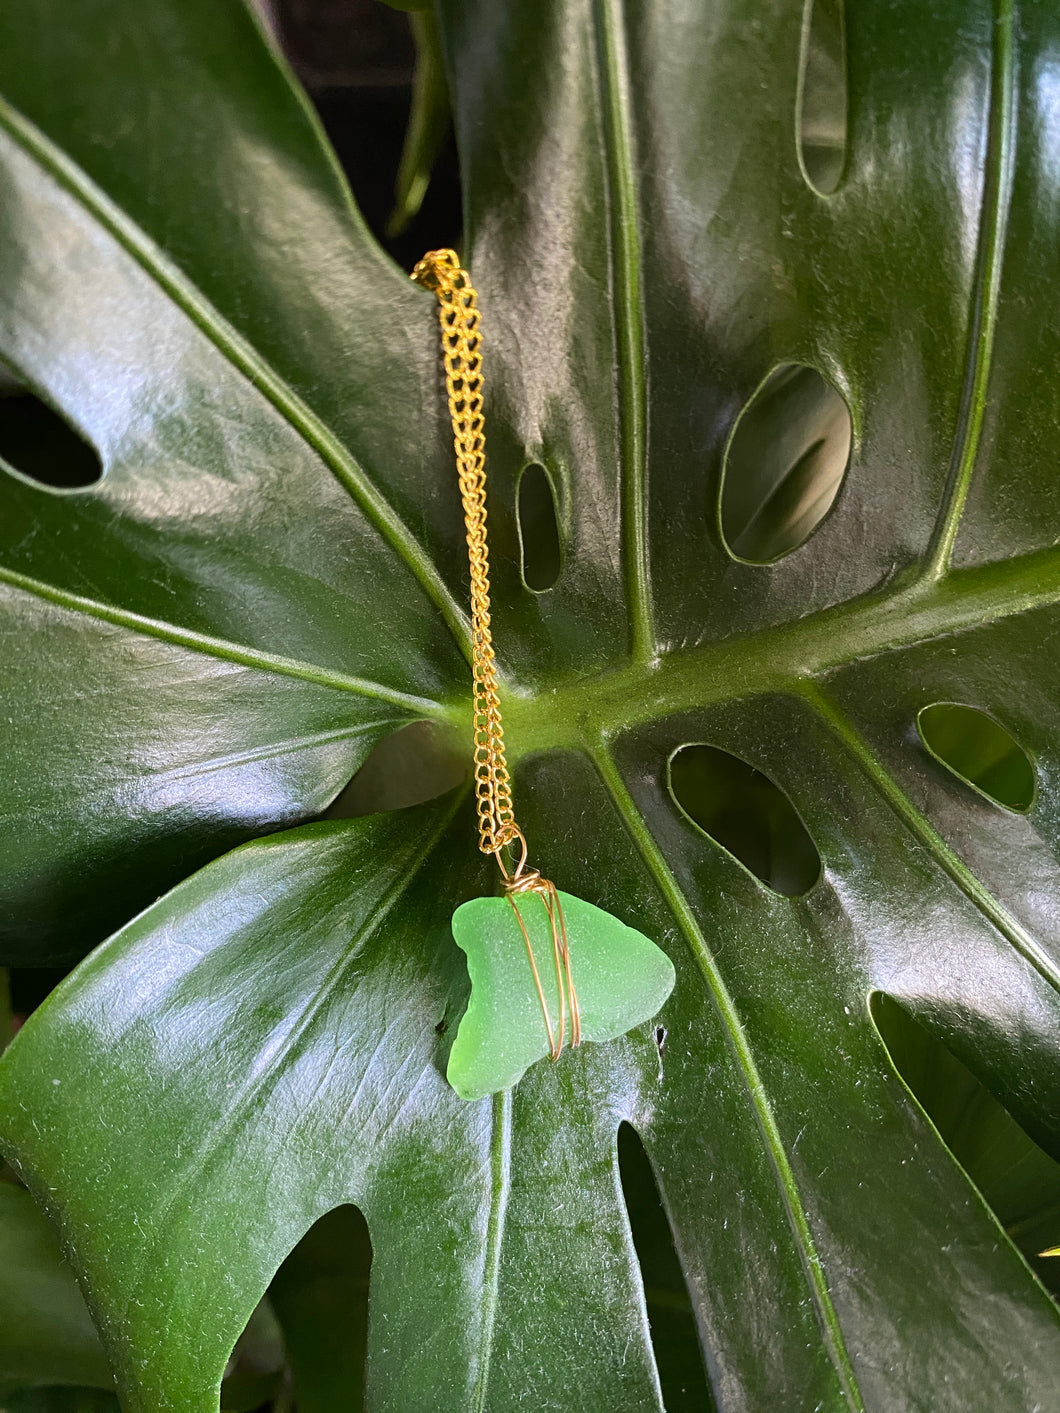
413,250 -> 676,1104
446,891 -> 676,1102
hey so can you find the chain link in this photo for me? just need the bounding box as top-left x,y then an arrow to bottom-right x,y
411,249 -> 518,858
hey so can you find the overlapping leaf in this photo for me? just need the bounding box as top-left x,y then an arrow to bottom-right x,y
1,0 -> 1059,1409
0,1184 -> 114,1396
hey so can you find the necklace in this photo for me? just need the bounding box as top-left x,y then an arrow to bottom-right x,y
412,249 -> 675,1101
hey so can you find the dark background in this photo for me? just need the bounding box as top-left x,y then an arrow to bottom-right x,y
267,0 -> 462,269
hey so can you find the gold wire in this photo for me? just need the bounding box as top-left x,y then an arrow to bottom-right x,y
506,893 -> 557,1059
413,248 -> 581,1059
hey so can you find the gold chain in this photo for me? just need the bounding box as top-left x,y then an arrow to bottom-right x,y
412,248 -> 581,1058
411,248 -> 518,859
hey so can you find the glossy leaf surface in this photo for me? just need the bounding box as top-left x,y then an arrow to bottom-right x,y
1,0 -> 1060,1409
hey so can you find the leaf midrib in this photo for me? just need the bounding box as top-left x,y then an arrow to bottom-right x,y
593,0 -> 653,665
505,543 -> 1060,751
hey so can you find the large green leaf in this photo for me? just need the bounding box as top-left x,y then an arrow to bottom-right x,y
1,0 -> 1060,1408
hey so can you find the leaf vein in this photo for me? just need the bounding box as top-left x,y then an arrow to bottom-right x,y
805,682 -> 1060,998
0,96 -> 472,659
471,1088 -> 512,1413
116,795 -> 463,1335
592,0 -> 654,663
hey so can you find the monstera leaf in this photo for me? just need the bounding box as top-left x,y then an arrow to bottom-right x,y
1,0 -> 1059,1408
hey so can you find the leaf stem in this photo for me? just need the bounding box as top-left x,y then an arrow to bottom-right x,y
387,11 -> 450,239
502,543 -> 1060,754
594,0 -> 654,664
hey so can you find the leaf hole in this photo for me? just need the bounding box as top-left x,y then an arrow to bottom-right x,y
916,703 -> 1036,813
719,364 -> 851,564
668,744 -> 821,897
654,1025 -> 667,1053
268,1203 -> 373,1410
871,994 -> 1060,1300
0,364 -> 103,489
324,721 -> 468,819
617,1124 -> 717,1411
797,0 -> 849,195
517,462 -> 563,592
